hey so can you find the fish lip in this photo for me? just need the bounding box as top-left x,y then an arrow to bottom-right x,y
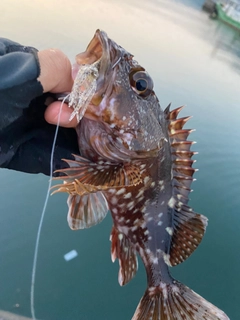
75,29 -> 111,81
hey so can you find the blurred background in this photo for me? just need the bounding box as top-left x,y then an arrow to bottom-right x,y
0,0 -> 239,319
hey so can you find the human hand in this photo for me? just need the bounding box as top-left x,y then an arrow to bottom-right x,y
37,49 -> 78,128
0,39 -> 79,175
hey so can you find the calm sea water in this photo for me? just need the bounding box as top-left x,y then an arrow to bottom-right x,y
0,0 -> 239,319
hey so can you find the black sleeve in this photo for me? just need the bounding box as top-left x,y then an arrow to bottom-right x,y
0,38 -> 79,176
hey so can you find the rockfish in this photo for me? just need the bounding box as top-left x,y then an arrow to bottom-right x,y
53,30 -> 229,320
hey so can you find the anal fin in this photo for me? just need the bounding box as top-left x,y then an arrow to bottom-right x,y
110,226 -> 138,286
67,191 -> 108,230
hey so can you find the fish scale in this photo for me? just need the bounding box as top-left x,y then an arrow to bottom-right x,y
52,30 -> 229,320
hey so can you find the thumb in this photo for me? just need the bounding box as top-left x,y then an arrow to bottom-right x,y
37,49 -> 73,93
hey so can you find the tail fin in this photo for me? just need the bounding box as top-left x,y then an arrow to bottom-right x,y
132,281 -> 229,320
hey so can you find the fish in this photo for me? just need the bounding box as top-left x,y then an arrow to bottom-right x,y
52,30 -> 229,320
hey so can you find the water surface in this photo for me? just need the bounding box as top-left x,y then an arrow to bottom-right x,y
0,0 -> 239,319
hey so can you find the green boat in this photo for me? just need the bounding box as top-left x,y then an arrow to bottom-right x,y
215,0 -> 240,30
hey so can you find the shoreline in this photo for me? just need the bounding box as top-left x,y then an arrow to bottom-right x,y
0,310 -> 32,320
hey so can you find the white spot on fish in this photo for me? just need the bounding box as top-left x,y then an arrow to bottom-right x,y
172,285 -> 180,294
161,201 -> 165,205
116,188 -> 126,195
118,233 -> 123,241
142,206 -> 147,213
118,226 -> 128,235
158,221 -> 163,226
127,201 -> 135,210
134,218 -> 139,225
160,282 -> 168,300
122,116 -> 126,121
166,227 -> 173,236
151,182 -> 155,187
112,208 -> 118,214
144,230 -> 149,235
111,197 -> 118,205
131,226 -> 138,232
168,196 -> 176,208
138,195 -> 144,202
144,176 -> 150,184
108,189 -> 116,194
152,256 -> 158,264
136,189 -> 144,198
123,192 -> 132,199
159,180 -> 164,185
163,253 -> 171,266
158,213 -> 163,218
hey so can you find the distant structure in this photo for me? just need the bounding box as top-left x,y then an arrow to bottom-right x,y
202,0 -> 239,13
202,0 -> 217,13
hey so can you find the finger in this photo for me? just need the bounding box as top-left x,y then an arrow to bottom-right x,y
45,101 -> 78,128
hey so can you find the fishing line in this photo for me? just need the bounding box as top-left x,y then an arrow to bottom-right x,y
30,94 -> 70,320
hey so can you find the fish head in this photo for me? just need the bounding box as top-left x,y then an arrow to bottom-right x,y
75,29 -> 166,155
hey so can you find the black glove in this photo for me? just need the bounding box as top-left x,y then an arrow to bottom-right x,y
0,38 -> 79,176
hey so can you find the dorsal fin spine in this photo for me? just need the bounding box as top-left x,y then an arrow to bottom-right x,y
164,106 -> 208,266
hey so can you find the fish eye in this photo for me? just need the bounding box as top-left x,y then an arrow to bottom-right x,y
129,69 -> 154,97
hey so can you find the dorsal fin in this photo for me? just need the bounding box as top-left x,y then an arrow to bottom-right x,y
165,106 -> 208,266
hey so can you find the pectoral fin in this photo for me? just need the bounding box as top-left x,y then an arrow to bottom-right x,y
67,191 -> 108,230
52,154 -> 142,195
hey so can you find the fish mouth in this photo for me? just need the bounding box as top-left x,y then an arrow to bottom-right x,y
75,30 -> 124,94
76,30 -> 107,66
75,30 -> 112,89
69,30 -> 125,122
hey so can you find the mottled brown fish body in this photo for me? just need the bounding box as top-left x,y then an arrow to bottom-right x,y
53,30 -> 229,320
